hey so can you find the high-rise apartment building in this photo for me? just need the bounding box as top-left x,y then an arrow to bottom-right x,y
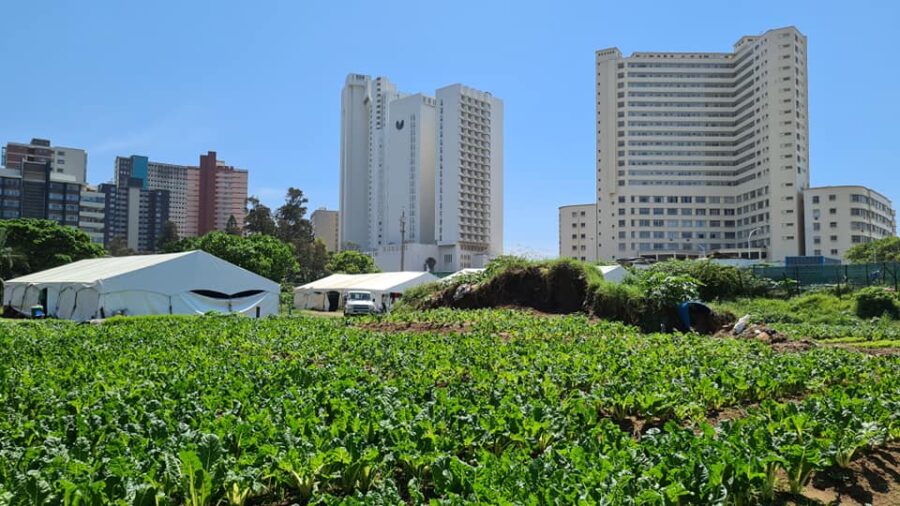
198,151 -> 247,235
311,208 -> 340,252
79,186 -> 106,244
106,152 -> 248,251
595,26 -> 809,262
109,156 -> 172,252
559,204 -> 599,262
804,186 -> 896,259
340,74 -> 503,272
0,161 -> 81,226
2,138 -> 87,184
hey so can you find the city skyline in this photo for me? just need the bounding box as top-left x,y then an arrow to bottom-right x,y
3,1 -> 899,257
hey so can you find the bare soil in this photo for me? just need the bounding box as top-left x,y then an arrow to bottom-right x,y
777,443 -> 900,506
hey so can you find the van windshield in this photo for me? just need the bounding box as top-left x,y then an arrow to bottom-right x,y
348,292 -> 371,301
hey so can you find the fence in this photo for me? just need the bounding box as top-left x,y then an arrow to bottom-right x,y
750,262 -> 900,291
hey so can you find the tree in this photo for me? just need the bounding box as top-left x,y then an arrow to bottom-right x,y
225,215 -> 241,236
163,231 -> 298,282
0,229 -> 27,280
157,221 -> 180,250
845,236 -> 900,263
244,196 -> 277,236
0,219 -> 105,279
296,238 -> 329,283
275,188 -> 313,245
107,237 -> 134,257
326,250 -> 380,275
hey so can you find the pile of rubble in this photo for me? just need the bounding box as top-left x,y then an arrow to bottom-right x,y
717,314 -> 817,351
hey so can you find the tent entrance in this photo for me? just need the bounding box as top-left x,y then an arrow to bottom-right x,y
326,291 -> 340,312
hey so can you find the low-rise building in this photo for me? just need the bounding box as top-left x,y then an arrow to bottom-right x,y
559,204 -> 598,262
804,186 -> 896,259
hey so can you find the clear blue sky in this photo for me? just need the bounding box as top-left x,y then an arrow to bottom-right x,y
2,1 -> 898,257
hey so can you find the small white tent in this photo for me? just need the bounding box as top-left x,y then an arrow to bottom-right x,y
2,251 -> 280,321
598,264 -> 628,284
294,271 -> 438,311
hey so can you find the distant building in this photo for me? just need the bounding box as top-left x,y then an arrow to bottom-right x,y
109,156 -> 172,252
804,186 -> 896,259
311,208 -> 339,252
559,204 -> 598,262
340,74 -> 503,272
79,186 -> 106,244
2,138 -> 87,184
107,152 -> 248,251
198,151 -> 247,236
0,160 -> 81,226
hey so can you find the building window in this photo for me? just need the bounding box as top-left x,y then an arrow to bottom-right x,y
812,196 -> 819,204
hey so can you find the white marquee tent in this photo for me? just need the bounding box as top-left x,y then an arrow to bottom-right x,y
2,251 -> 280,321
294,271 -> 438,311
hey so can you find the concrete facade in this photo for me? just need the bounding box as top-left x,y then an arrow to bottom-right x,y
596,27 -> 810,262
559,204 -> 599,262
311,208 -> 340,252
198,151 -> 247,235
804,186 -> 896,259
2,138 -> 87,184
79,186 -> 106,244
339,74 -> 503,272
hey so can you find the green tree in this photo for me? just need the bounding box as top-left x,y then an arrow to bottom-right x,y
244,196 -> 277,236
845,236 -> 900,263
296,238 -> 329,283
326,250 -> 380,274
0,219 -> 105,279
157,221 -> 180,250
163,231 -> 297,282
225,215 -> 241,236
275,188 -> 313,245
0,229 -> 28,280
107,237 -> 134,257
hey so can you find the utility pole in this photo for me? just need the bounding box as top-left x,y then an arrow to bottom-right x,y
399,210 -> 406,271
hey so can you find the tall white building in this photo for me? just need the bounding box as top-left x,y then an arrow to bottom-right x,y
596,26 -> 810,262
339,74 -> 503,272
804,186 -> 896,259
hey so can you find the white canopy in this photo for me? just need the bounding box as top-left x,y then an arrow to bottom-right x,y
2,250 -> 280,321
294,271 -> 438,311
598,264 -> 628,284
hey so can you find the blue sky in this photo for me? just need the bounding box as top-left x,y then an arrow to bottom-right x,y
2,1 -> 898,257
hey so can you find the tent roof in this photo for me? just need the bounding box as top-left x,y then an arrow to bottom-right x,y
3,250 -> 280,295
296,271 -> 438,293
5,251 -> 195,284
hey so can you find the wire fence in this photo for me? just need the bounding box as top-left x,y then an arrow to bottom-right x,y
750,262 -> 900,291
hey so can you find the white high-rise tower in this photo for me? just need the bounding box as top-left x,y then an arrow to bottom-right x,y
595,26 -> 810,262
339,74 -> 503,271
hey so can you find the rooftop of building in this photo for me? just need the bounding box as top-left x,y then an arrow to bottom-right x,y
806,185 -> 893,204
597,26 -> 803,61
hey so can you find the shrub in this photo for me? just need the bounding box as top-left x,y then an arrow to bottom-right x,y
586,281 -> 647,327
639,260 -> 769,300
854,287 -> 899,319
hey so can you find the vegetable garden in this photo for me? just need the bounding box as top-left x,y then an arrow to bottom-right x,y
1,311 -> 898,504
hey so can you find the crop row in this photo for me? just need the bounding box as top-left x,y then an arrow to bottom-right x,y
0,312 -> 897,504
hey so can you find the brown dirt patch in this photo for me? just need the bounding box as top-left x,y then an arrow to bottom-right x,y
777,443 -> 900,506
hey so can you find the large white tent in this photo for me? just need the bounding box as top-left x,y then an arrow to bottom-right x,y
294,271 -> 438,311
2,251 -> 280,321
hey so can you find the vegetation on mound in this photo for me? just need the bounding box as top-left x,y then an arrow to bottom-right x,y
0,312 -> 897,504
400,257 -> 753,332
